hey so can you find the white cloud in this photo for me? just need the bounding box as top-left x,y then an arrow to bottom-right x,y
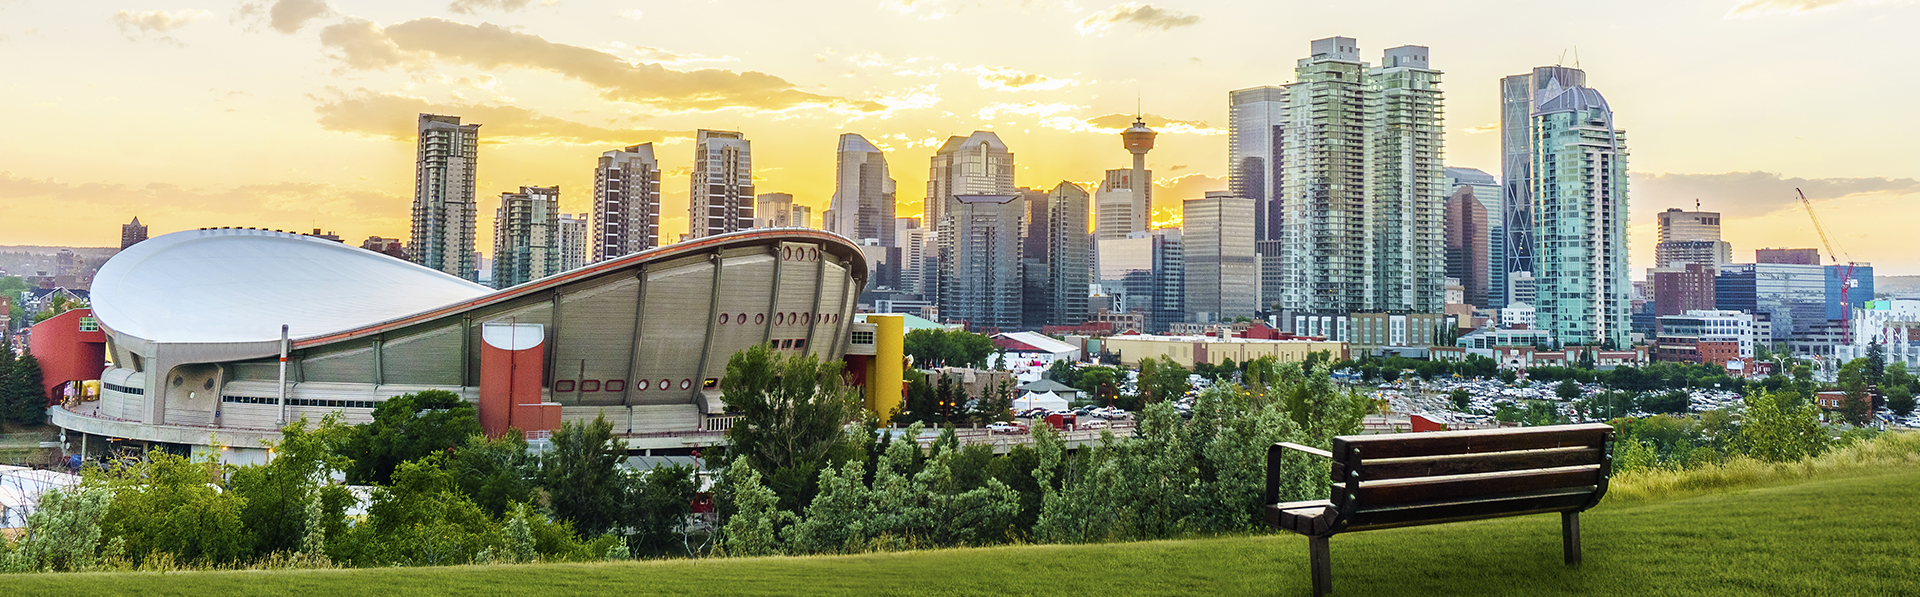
619,8 -> 643,20
966,65 -> 1078,91
1461,124 -> 1499,134
880,0 -> 950,20
111,9 -> 211,42
975,102 -> 1082,120
1724,0 -> 1893,18
1075,3 -> 1201,36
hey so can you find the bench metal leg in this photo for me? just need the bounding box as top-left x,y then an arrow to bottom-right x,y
1309,535 -> 1332,596
1562,511 -> 1581,566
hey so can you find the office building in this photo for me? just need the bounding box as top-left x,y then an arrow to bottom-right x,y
593,143 -> 661,261
1261,38 -> 1446,315
492,186 -> 560,289
1654,208 -> 1731,267
1094,167 -> 1154,241
1022,182 -> 1091,329
941,194 -> 1026,332
895,218 -> 930,296
826,133 -> 896,246
411,114 -> 481,281
121,217 -> 148,249
1099,229 -> 1184,333
1445,167 -> 1505,307
1716,263 -> 1825,341
1529,77 -> 1631,349
1500,66 -> 1587,305
1183,191 -> 1257,322
1653,263 -> 1716,317
927,132 -> 1016,321
1835,300 -> 1920,368
1231,86 -> 1288,310
1444,186 -> 1490,308
688,130 -> 754,240
1756,248 -> 1821,266
1654,309 -> 1754,363
755,193 -> 800,228
925,131 -> 1015,230
556,213 -> 589,273
361,236 -> 407,260
1827,263 -> 1873,320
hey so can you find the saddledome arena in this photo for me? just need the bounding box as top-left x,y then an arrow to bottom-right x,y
56,227 -> 873,463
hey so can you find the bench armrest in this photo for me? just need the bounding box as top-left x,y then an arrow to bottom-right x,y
1277,442 -> 1334,459
1267,442 -> 1335,506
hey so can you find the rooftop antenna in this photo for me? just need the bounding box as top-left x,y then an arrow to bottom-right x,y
1695,198 -> 1701,211
1573,46 -> 1581,69
1557,49 -> 1568,67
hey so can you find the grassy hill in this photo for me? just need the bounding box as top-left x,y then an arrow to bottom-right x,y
12,467 -> 1919,597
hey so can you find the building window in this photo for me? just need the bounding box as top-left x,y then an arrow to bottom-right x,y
78,316 -> 99,332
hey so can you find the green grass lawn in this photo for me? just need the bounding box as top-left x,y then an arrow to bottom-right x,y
13,469 -> 1920,597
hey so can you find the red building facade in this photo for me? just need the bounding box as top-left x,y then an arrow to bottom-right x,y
27,308 -> 108,405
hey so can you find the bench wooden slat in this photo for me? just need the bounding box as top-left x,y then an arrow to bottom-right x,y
1355,465 -> 1600,507
1337,447 -> 1604,481
1346,488 -> 1595,531
1333,423 -> 1612,460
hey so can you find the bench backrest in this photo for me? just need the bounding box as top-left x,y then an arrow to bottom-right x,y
1326,423 -> 1614,533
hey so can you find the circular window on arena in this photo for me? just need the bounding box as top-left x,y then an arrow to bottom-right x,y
754,313 -> 765,325
719,313 -> 730,324
680,379 -> 692,390
636,380 -> 649,391
659,379 -> 671,390
801,313 -> 811,324
809,248 -> 819,261
775,313 -> 785,325
737,312 -> 748,324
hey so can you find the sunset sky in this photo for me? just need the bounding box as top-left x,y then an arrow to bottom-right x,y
1,0 -> 1916,275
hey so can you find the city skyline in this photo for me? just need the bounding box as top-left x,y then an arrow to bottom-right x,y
2,1 -> 1918,275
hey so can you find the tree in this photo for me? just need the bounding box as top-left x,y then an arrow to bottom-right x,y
720,343 -> 862,508
97,450 -> 252,566
448,431 -> 538,519
9,484 -> 113,572
1448,389 -> 1471,411
30,293 -> 87,325
336,389 -> 482,485
1740,391 -> 1829,462
1837,358 -> 1874,426
902,329 -> 995,369
3,351 -> 46,425
228,414 -> 355,559
1046,360 -> 1080,386
1885,385 -> 1915,419
1135,356 -> 1189,405
1641,391 -> 1692,414
1498,369 -> 1517,384
345,454 -> 504,566
1866,342 -> 1886,387
1075,366 -> 1119,404
1555,379 -> 1582,401
540,415 -> 627,536
624,464 -> 697,556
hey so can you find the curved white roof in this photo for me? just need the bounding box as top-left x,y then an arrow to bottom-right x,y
93,228 -> 492,344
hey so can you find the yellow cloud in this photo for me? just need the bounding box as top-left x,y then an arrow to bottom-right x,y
967,65 -> 1078,92
311,91 -> 691,145
1075,3 -> 1201,36
317,18 -> 885,113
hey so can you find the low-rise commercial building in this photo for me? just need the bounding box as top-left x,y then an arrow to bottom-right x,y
1100,334 -> 1346,368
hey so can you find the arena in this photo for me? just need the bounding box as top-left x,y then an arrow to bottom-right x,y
52,227 -> 872,463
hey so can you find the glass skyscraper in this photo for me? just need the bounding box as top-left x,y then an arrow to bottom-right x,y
1500,66 -> 1586,306
1530,79 -> 1631,348
1445,167 -> 1504,308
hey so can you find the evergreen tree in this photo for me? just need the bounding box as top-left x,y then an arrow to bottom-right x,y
5,352 -> 46,425
540,415 -> 626,536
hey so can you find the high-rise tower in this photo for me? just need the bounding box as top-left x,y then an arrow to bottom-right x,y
592,143 -> 660,261
826,133 -> 896,247
1229,86 -> 1287,309
1265,37 -> 1445,315
492,185 -> 560,289
926,131 -> 1015,321
1531,78 -> 1631,349
688,130 -> 754,240
1096,117 -> 1157,240
411,113 -> 481,281
121,217 -> 149,249
1500,66 -> 1586,305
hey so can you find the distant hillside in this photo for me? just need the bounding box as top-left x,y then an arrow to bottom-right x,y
1879,275 -> 1920,299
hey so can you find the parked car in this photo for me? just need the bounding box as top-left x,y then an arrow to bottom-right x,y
987,422 -> 1028,433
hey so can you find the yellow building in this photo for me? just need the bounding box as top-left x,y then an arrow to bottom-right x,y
1101,335 -> 1348,368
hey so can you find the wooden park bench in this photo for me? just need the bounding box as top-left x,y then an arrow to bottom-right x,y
1265,423 -> 1616,596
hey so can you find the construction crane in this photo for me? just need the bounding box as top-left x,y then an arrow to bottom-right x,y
1798,188 -> 1857,344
